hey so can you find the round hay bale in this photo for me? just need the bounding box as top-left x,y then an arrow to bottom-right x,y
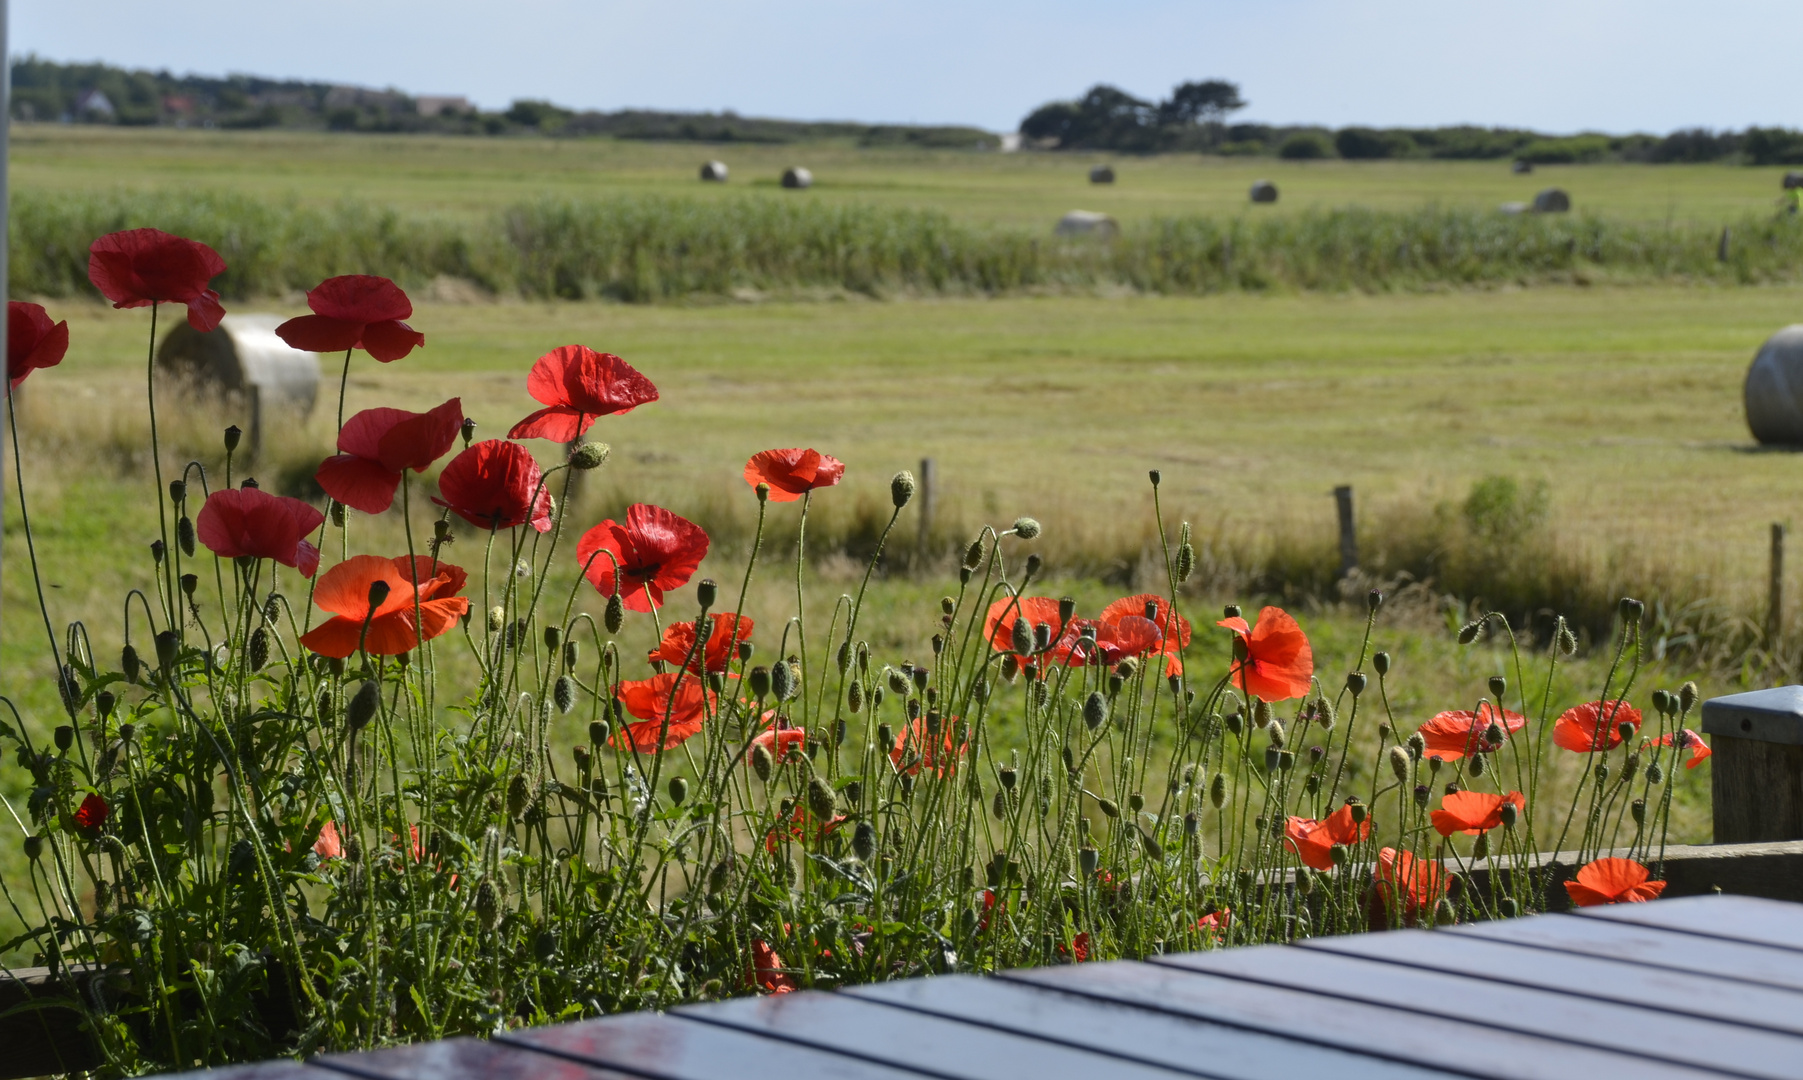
156,313 -> 321,417
1089,164 -> 1115,184
1784,171 -> 1803,190
1531,188 -> 1571,213
1511,159 -> 1533,174
1249,180 -> 1278,204
1745,325 -> 1803,444
781,167 -> 813,189
1054,210 -> 1119,239
700,160 -> 729,182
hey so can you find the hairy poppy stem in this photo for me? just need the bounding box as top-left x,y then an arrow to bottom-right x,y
143,303 -> 176,631
5,392 -> 73,734
335,347 -> 353,435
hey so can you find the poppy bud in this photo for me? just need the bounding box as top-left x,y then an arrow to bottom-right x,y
1008,617 -> 1032,656
1138,828 -> 1165,860
1223,711 -> 1243,736
750,743 -> 773,781
1176,542 -> 1195,584
771,659 -> 796,702
1389,745 -> 1411,782
1097,797 -> 1119,819
1619,596 -> 1643,623
1406,732 -> 1426,760
175,513 -> 198,556
1596,763 -> 1610,783
506,773 -> 531,818
154,630 -> 180,671
1011,516 -> 1041,540
54,725 -> 73,752
1457,621 -> 1482,645
1413,784 -> 1430,807
843,780 -> 863,806
1650,688 -> 1672,716
567,440 -> 610,471
1679,681 -> 1698,714
1084,691 -> 1109,731
1267,720 -> 1286,749
1364,588 -> 1383,614
1079,846 -> 1099,876
1468,753 -> 1487,777
95,690 -> 116,722
460,417 -> 477,445
1647,763 -> 1664,785
586,720 -> 609,747
346,680 -> 381,730
1346,672 -> 1367,697
486,606 -> 505,633
1317,699 -> 1337,731
882,469 -> 914,509
1554,622 -> 1577,656
847,820 -> 876,862
1263,746 -> 1281,773
554,675 -> 576,714
121,644 -> 141,685
247,627 -> 270,671
1630,798 -> 1646,825
1024,553 -> 1043,577
150,539 -> 166,566
24,836 -> 43,862
1183,810 -> 1199,836
317,687 -> 336,722
960,539 -> 984,571
990,790 -> 1007,820
1249,699 -> 1269,728
847,679 -> 865,713
1373,651 -> 1391,676
667,776 -> 688,806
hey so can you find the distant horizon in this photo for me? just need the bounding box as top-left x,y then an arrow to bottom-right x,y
17,0 -> 1801,135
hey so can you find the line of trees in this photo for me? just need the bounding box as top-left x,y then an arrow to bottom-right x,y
1019,80 -> 1803,165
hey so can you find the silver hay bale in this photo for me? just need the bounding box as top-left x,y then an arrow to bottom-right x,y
1745,324 -> 1803,445
156,313 -> 321,418
1089,164 -> 1115,184
1532,188 -> 1571,213
1054,210 -> 1119,239
1249,180 -> 1278,204
700,160 -> 729,182
782,166 -> 813,189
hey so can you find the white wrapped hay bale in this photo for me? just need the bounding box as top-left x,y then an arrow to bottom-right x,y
1054,210 -> 1119,239
700,160 -> 729,182
782,167 -> 813,189
1746,325 -> 1803,445
156,313 -> 321,417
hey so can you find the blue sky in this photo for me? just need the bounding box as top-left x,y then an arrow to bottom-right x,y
17,1 -> 1801,134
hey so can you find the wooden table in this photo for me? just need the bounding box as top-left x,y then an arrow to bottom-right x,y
169,894 -> 1803,1080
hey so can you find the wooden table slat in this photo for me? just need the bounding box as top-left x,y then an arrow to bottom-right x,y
848,971 -> 1462,1080
678,988 -> 1192,1080
1575,894 -> 1803,952
313,1035 -> 640,1080
1448,912 -> 1803,991
154,1065 -> 332,1080
1302,926 -> 1803,1036
1157,943 -> 1802,1079
1005,961 -> 1722,1080
498,1010 -> 932,1080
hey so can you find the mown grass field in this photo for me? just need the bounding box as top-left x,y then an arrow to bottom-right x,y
15,125 -> 1802,229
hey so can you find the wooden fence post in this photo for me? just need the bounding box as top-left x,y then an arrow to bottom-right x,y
1769,523 -> 1785,644
1333,485 -> 1357,578
917,457 -> 936,554
1702,687 -> 1803,843
246,384 -> 263,465
1719,226 -> 1732,263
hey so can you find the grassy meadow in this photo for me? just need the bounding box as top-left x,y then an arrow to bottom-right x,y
15,124 -> 1803,229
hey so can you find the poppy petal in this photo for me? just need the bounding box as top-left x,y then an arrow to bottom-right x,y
307,275 -> 413,323
316,455 -> 403,515
277,314 -> 363,354
507,405 -> 585,442
186,290 -> 227,333
358,319 -> 425,362
299,616 -> 366,659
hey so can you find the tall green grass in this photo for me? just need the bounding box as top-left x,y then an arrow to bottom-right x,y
15,190 -> 1803,302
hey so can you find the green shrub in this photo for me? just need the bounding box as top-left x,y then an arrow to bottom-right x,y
1278,133 -> 1334,159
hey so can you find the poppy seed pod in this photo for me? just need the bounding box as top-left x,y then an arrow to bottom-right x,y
1457,621 -> 1482,645
1488,675 -> 1507,700
568,441 -> 610,470
851,821 -> 876,862
151,539 -> 166,565
1346,672 -> 1367,697
667,776 -> 688,806
1413,783 -> 1430,807
1263,746 -> 1281,773
1223,712 -> 1243,736
1373,651 -> 1391,676
1618,720 -> 1636,744
346,679 -> 381,730
460,417 -> 477,445
1128,792 -> 1145,812
877,722 -> 893,748
1012,516 -> 1041,540
1630,797 -> 1647,825
1083,691 -> 1109,731
1347,798 -> 1367,823
696,578 -> 717,611
1619,596 -> 1644,623
554,675 -> 576,714
223,424 -> 242,452
999,765 -> 1017,790
1148,469 -> 1161,487
180,573 -> 199,597
1389,745 -> 1411,782
154,630 -> 180,671
1223,603 -> 1242,619
1651,688 -> 1673,716
53,725 -> 73,752
1428,756 -> 1443,776
1679,681 -> 1698,714
367,580 -> 392,611
1367,588 -> 1384,613
24,835 -> 44,862
884,470 -> 915,509
1078,846 -> 1099,876
177,515 -> 196,557
95,690 -> 116,723
1034,622 -> 1053,652
1058,596 -> 1076,625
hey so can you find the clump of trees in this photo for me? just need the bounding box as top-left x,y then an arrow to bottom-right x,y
1018,80 -> 1803,165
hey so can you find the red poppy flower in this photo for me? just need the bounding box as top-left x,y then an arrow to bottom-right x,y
613,672 -> 715,751
576,503 -> 709,612
1196,908 -> 1232,938
73,793 -> 110,831
1648,728 -> 1712,769
299,555 -> 471,658
1417,703 -> 1527,762
275,275 -> 425,362
1430,790 -> 1526,838
1284,804 -> 1372,871
1059,931 -> 1092,962
749,714 -> 806,764
750,940 -> 798,994
508,345 -> 658,441
8,302 -> 68,389
314,820 -> 344,859
87,228 -> 226,331
890,716 -> 965,777
195,487 -> 325,576
1565,857 -> 1667,906
984,596 -> 1066,654
743,448 -> 846,502
1217,606 -> 1313,701
650,614 -> 753,673
1375,846 -> 1446,923
1553,700 -> 1643,753
433,440 -> 553,533
316,398 -> 464,514
763,801 -> 847,852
